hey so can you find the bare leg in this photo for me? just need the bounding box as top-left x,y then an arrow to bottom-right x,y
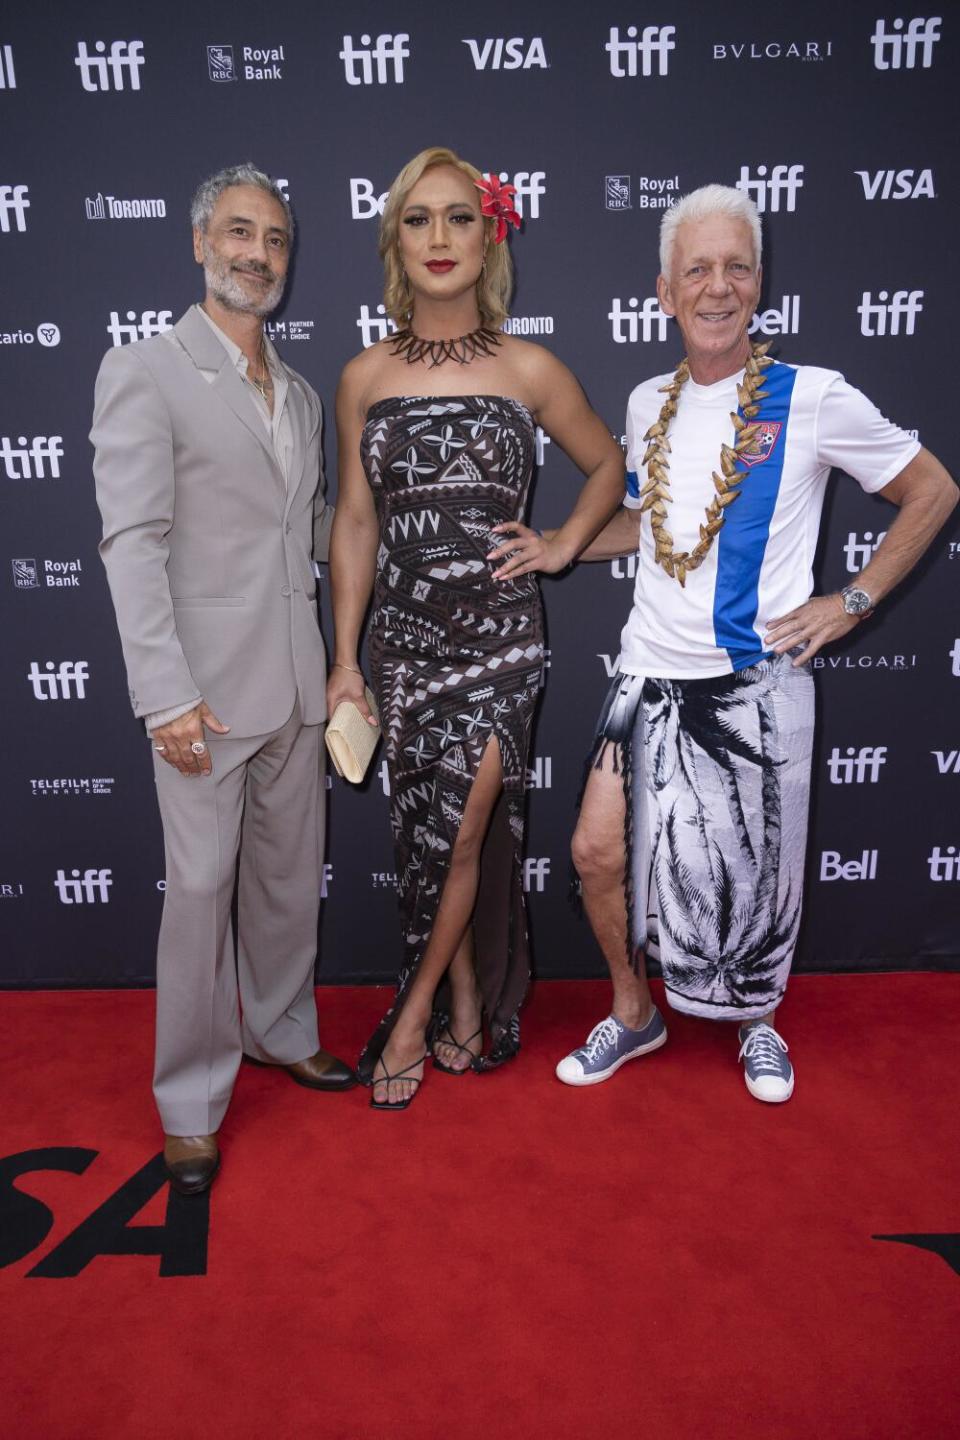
433,928 -> 483,1072
571,743 -> 654,1030
372,740 -> 504,1105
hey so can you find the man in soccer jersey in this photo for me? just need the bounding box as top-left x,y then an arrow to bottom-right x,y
553,184 -> 956,1101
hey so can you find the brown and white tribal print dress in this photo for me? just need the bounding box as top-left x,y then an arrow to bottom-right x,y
357,395 -> 544,1080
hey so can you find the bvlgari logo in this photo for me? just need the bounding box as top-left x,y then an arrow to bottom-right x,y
713,39 -> 833,61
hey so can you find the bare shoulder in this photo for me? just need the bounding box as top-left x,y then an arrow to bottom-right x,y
337,342 -> 393,422
499,335 -> 580,409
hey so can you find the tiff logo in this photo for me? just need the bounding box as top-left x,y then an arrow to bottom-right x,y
488,171 -> 546,220
106,310 -> 173,346
843,530 -> 886,572
1,436 -> 63,479
606,25 -> 676,77
0,184 -> 29,232
55,868 -> 112,904
320,862 -> 333,898
0,44 -> 15,88
950,639 -> 960,677
932,750 -> 960,775
74,40 -> 145,92
523,857 -> 551,892
820,849 -> 878,881
340,33 -> 410,85
609,296 -> 670,343
927,845 -> 960,881
357,303 -> 398,348
857,290 -> 923,336
736,164 -> 804,213
27,661 -> 89,700
826,746 -> 888,783
871,16 -> 941,70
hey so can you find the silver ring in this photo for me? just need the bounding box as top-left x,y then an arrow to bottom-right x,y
190,741 -> 207,755
154,745 -> 167,753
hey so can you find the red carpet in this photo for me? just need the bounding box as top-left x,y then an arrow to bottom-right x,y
1,976 -> 957,1439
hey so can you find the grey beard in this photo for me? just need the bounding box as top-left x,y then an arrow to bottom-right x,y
202,248 -> 284,318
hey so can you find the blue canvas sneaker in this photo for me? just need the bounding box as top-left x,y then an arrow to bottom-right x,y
556,1008 -> 667,1086
737,1021 -> 794,1103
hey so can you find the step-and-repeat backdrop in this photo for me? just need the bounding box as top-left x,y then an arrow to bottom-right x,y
2,2 -> 957,986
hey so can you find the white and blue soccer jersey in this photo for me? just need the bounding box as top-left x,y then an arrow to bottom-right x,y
617,363 -> 920,679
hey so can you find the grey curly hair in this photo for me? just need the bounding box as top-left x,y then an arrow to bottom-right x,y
189,163 -> 294,241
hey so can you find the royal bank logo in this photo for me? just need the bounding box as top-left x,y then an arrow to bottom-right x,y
606,25 -> 676,77
843,530 -> 886,573
749,295 -> 800,336
605,175 -> 631,210
462,37 -> 547,69
0,44 -> 15,88
609,296 -> 670,343
927,845 -> 959,881
932,750 -> 960,775
0,184 -> 29,232
870,17 -> 941,70
74,40 -> 144,92
19,557 -> 83,589
31,776 -> 115,797
826,746 -> 888,784
106,309 -> 173,346
85,192 -> 166,220
736,164 -> 804,213
1,436 -> 63,479
523,857 -> 551,892
713,39 -> 833,61
820,849 -> 878,881
12,558 -> 38,589
340,33 -> 410,85
54,868 -> 112,904
856,168 -> 936,200
857,289 -> 923,337
27,660 -> 89,700
206,43 -> 285,82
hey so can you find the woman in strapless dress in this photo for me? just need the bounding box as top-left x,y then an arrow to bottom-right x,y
328,147 -> 625,1109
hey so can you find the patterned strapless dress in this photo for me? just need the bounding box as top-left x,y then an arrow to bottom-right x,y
357,395 -> 545,1079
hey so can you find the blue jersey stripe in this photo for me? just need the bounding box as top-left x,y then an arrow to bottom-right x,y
712,362 -> 797,670
625,468 -> 640,500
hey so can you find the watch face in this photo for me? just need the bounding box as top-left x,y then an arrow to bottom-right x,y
843,587 -> 873,615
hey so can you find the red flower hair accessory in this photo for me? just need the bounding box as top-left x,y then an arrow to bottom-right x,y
475,173 -> 521,244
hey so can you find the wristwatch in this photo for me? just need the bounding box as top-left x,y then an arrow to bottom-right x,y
840,584 -> 874,617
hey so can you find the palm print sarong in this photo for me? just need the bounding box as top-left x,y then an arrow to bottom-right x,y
357,396 -> 544,1080
590,655 -> 814,1021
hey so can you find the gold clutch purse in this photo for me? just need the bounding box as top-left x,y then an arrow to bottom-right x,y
325,686 -> 381,784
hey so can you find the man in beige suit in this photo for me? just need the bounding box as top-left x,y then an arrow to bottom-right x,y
92,163 -> 354,1195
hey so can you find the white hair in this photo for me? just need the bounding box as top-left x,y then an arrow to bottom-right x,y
659,184 -> 761,277
190,163 -> 294,242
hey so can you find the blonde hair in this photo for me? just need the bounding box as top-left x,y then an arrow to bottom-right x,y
379,146 -> 513,329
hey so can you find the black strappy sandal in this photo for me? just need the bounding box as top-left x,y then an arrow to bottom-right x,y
431,1026 -> 483,1076
370,1052 -> 427,1110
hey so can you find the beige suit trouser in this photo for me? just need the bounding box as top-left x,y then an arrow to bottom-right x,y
152,700 -> 324,1136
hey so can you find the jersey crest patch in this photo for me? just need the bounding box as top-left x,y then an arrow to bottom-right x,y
739,420 -> 782,468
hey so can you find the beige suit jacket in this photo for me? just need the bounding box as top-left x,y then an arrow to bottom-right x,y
91,306 -> 333,738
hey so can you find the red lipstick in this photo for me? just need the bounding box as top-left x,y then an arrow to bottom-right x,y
425,260 -> 456,273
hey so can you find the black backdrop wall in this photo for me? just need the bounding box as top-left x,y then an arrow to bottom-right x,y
2,1 -> 957,987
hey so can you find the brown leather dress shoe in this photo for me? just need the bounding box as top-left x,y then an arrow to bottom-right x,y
245,1048 -> 357,1091
163,1134 -> 220,1195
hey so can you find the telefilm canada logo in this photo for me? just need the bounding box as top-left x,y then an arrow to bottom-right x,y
0,184 -> 29,232
31,777 -> 115,797
85,192 -> 166,220
0,323 -> 60,347
74,41 -> 144,91
265,319 -> 314,343
206,44 -> 286,82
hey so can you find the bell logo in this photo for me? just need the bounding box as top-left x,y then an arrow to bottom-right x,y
525,757 -> 553,790
609,296 -> 670,344
54,868 -> 112,903
857,290 -> 923,337
106,310 -> 173,346
820,850 -> 879,881
27,661 -> 89,700
843,530 -> 886,573
605,25 -> 676,77
1,436 -> 63,479
856,168 -> 936,200
0,184 -> 30,233
523,857 -> 551,892
339,34 -> 410,85
826,746 -> 888,784
748,295 -> 800,336
462,38 -> 548,70
735,164 -> 804,213
357,302 -> 397,348
927,846 -> 960,881
74,40 -> 145,92
870,17 -> 941,70
350,178 -> 389,219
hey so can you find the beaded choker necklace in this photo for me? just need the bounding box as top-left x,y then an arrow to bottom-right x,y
640,341 -> 774,587
388,325 -> 502,368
